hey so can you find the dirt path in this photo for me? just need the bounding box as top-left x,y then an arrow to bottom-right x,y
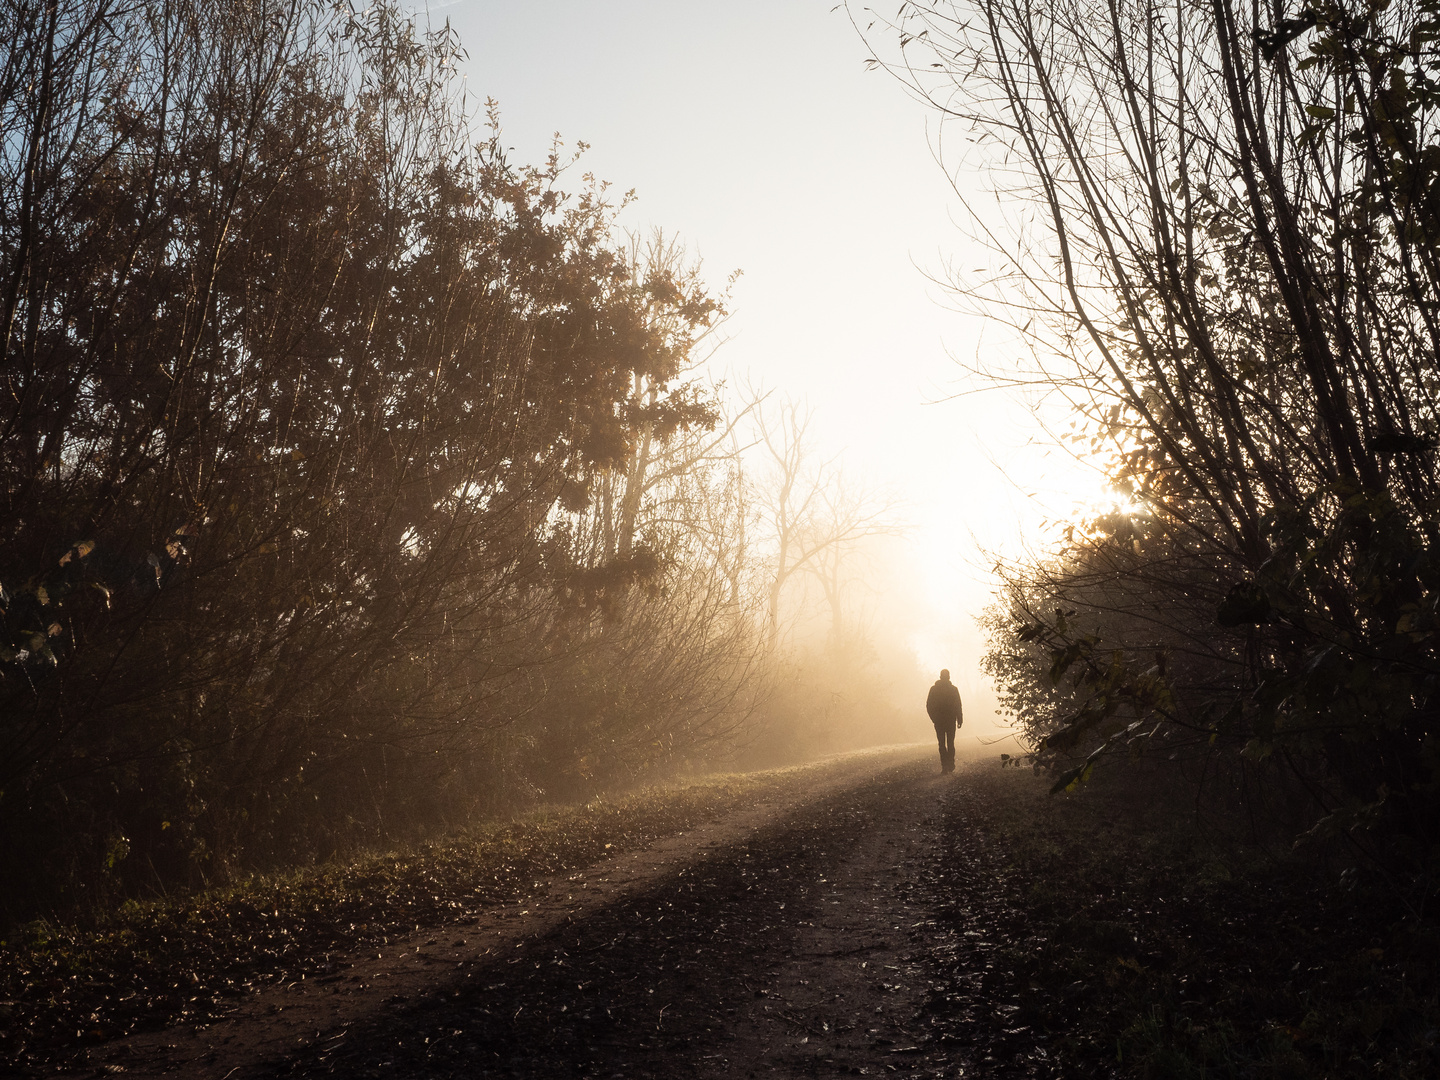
53,740 -> 1440,1080
82,745 -> 991,1079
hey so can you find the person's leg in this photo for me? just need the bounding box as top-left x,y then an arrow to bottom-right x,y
944,721 -> 956,772
934,723 -> 947,771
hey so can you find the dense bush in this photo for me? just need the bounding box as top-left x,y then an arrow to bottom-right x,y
882,0 -> 1440,889
0,0 -> 758,922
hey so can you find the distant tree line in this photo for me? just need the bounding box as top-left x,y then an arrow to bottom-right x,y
0,0 -> 782,923
881,0 -> 1440,888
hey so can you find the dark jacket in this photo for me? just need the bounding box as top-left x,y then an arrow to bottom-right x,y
926,679 -> 962,725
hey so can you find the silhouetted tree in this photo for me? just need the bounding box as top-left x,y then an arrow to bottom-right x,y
0,0 -> 740,918
874,0 -> 1440,874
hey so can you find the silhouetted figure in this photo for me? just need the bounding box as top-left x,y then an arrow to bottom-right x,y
926,669 -> 963,774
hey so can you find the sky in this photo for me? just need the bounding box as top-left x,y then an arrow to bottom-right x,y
419,0 -> 1108,738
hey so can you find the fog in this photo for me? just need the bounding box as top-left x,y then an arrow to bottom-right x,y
0,0 -> 1038,921
437,0 -> 1098,753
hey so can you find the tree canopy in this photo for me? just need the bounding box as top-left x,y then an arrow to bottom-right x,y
0,0 -> 765,920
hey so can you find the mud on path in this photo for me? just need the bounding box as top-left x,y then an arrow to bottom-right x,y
78,748 -> 1024,1079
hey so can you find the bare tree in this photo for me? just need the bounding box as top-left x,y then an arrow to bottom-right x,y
807,486 -> 899,648
751,397 -> 900,647
864,0 -> 1440,860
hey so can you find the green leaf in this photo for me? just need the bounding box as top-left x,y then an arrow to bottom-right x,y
1048,762 -> 1093,794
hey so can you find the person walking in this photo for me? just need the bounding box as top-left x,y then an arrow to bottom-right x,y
926,669 -> 963,774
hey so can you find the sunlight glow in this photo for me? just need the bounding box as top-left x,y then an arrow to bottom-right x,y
434,0 -> 1131,746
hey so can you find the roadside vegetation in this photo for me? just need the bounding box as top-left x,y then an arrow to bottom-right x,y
868,0 -> 1440,903
0,0 -> 912,931
868,2 -> 1440,1064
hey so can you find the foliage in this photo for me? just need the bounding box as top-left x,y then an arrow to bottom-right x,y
0,0 -> 758,924
876,0 -> 1440,883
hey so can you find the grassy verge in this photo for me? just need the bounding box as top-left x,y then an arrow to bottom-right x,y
922,762 -> 1440,1078
0,749 -> 912,1073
